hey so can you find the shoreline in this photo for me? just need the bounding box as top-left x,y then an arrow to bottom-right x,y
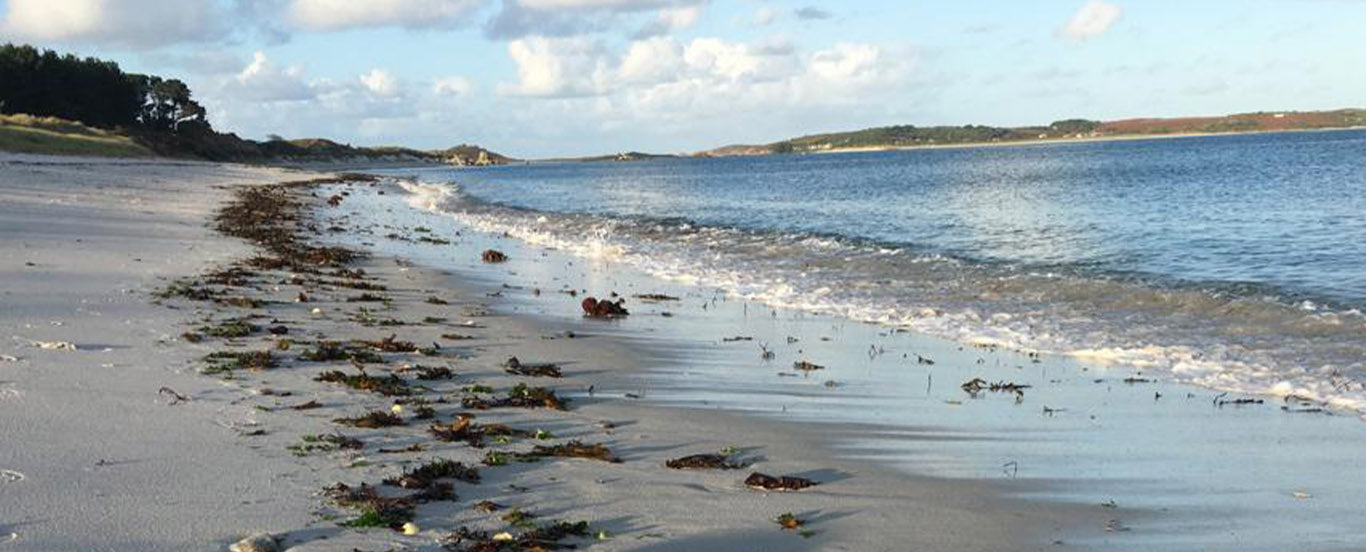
0,154 -> 1108,551
326,171 -> 1366,550
5,153 -> 1363,551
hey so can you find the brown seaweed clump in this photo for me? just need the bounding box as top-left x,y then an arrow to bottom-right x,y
382,459 -> 480,494
324,482 -> 415,529
529,441 -> 621,463
443,521 -> 590,552
581,296 -> 628,317
429,413 -> 535,448
481,249 -> 508,263
503,357 -> 562,378
315,369 -> 410,396
744,472 -> 818,491
665,453 -> 746,470
334,410 -> 406,428
462,384 -> 567,411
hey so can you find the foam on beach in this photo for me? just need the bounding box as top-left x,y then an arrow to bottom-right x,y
395,179 -> 1366,415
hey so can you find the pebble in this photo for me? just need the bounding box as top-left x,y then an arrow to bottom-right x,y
229,533 -> 279,552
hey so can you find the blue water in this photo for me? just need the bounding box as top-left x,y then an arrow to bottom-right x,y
392,130 -> 1366,411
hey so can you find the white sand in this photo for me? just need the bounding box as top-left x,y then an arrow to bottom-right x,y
0,153 -> 1101,551
0,154 -> 317,550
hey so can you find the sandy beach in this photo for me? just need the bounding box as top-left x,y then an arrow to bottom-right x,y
0,154 -> 1117,551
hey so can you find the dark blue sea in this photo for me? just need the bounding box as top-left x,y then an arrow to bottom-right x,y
394,130 -> 1366,412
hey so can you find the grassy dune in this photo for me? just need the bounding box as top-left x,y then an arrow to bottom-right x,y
0,114 -> 153,157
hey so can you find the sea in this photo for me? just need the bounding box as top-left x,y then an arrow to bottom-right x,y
389,129 -> 1366,414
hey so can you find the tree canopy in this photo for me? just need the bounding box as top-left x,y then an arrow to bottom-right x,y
0,43 -> 207,132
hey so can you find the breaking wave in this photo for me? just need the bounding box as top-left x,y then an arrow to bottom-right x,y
398,179 -> 1366,414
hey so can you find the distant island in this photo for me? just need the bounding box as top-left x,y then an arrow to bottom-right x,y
696,109 -> 1366,157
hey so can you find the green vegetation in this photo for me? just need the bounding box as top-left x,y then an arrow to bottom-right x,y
0,114 -> 153,157
701,109 -> 1366,157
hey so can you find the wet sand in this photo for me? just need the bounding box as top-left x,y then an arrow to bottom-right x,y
319,175 -> 1366,551
0,154 -> 1106,551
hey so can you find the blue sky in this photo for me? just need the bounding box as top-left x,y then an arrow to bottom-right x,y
2,0 -> 1363,157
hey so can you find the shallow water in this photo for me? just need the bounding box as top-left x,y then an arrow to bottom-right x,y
318,179 -> 1366,551
387,131 -> 1366,413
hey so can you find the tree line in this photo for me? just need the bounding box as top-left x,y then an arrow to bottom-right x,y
0,43 -> 208,133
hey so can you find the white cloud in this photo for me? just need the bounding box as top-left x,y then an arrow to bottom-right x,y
1059,1 -> 1122,41
231,51 -> 317,102
432,76 -> 475,96
0,0 -> 223,48
287,0 -> 484,31
498,37 -> 613,96
498,34 -> 911,117
659,6 -> 701,30
360,69 -> 401,96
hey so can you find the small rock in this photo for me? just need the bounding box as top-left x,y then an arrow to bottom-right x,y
229,533 -> 279,552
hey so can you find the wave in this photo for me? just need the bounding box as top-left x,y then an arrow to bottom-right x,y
397,179 -> 1366,415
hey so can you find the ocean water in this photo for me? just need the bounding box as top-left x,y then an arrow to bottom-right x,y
390,130 -> 1366,413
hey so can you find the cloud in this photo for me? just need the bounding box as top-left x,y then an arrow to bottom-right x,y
287,0 -> 485,31
360,69 -> 401,96
204,52 -> 426,143
0,0 -> 224,48
497,34 -> 911,112
1059,1 -> 1122,41
497,36 -> 613,96
633,5 -> 702,37
432,76 -> 475,96
794,6 -> 831,21
485,0 -> 705,38
229,51 -> 318,102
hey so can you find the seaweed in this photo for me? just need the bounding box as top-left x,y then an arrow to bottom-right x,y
429,414 -> 534,448
382,459 -> 480,489
744,472 -> 818,491
481,250 -> 508,263
443,520 -> 590,552
961,378 -> 1031,399
347,293 -> 391,303
462,384 -> 567,411
503,357 -> 562,378
299,341 -> 384,363
414,365 -> 455,380
334,410 -> 406,428
581,296 -> 628,317
203,350 -> 276,372
325,483 -> 414,530
289,433 -> 363,456
633,293 -> 679,302
528,441 -> 620,463
315,369 -> 410,396
199,317 -> 260,338
359,334 -> 418,353
665,452 -> 747,470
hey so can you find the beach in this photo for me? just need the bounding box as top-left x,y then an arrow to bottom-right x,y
0,154 -> 1118,551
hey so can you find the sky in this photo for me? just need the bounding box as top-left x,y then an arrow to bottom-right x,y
1,0 -> 1363,157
